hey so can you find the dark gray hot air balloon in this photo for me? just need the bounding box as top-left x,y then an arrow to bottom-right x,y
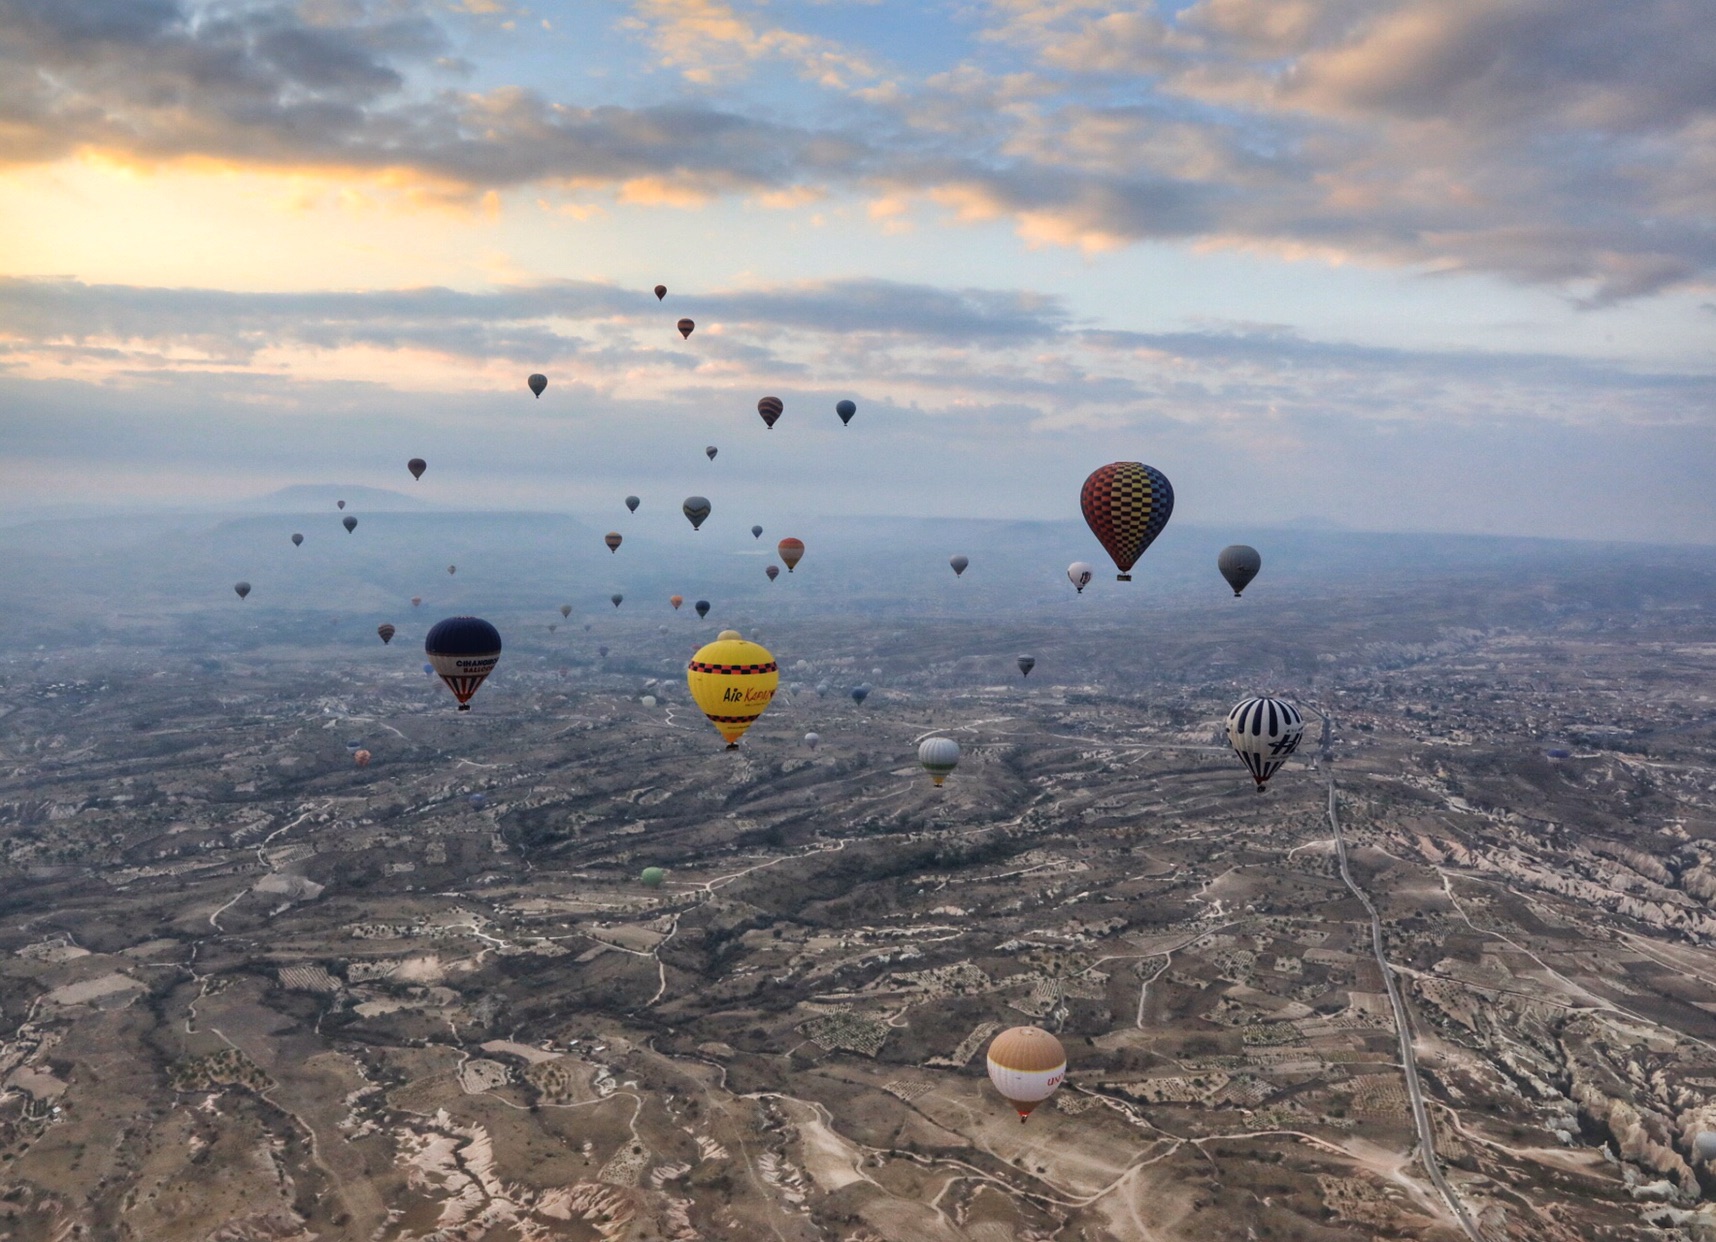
291,532 -> 303,546
611,594 -> 624,608
751,524 -> 763,539
337,499 -> 346,510
625,495 -> 640,513
765,565 -> 779,581
559,604 -> 572,618
408,458 -> 426,480
343,516 -> 357,533
683,496 -> 711,530
1218,545 -> 1262,597
598,644 -> 609,657
757,396 -> 783,429
705,445 -> 718,461
528,373 -> 547,397
949,555 -> 969,577
694,600 -> 710,619
836,399 -> 856,425
1017,656 -> 1035,677
234,581 -> 251,600
851,683 -> 871,705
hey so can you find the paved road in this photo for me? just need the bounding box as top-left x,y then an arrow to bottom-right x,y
1322,737 -> 1487,1241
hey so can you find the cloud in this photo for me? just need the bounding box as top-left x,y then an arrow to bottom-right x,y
622,0 -> 885,90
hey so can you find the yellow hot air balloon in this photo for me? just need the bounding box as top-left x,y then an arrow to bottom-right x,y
686,629 -> 778,749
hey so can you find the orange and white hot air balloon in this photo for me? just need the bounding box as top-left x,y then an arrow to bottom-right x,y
986,1027 -> 1066,1121
670,595 -> 684,611
777,537 -> 805,573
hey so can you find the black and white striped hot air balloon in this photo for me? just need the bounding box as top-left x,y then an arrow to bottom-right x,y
1225,696 -> 1304,792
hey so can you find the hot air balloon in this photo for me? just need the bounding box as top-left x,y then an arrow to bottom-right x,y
765,564 -> 780,582
408,458 -> 426,480
695,600 -> 710,619
1080,462 -> 1174,581
836,399 -> 856,425
448,565 -> 456,575
949,555 -> 969,577
291,533 -> 303,546
683,496 -> 711,530
423,662 -> 434,676
549,623 -> 558,633
1218,545 -> 1262,597
528,373 -> 547,397
625,495 -> 640,513
377,624 -> 396,645
424,616 -> 502,711
354,749 -> 371,767
686,629 -> 779,748
677,318 -> 695,339
346,739 -> 363,752
815,681 -> 829,698
705,445 -> 718,461
851,684 -> 870,705
918,737 -> 960,786
611,594 -> 624,608
757,396 -> 783,429
642,693 -> 658,705
654,285 -> 667,301
560,604 -> 572,618
469,793 -> 487,810
670,596 -> 684,610
1225,697 -> 1304,791
748,526 -> 762,541
641,866 -> 666,888
343,516 -> 357,533
1067,562 -> 1093,594
987,1027 -> 1065,1121
804,732 -> 820,750
412,596 -> 422,607
598,644 -> 609,657
1017,656 -> 1035,677
234,582 -> 251,600
337,500 -> 346,510
771,538 -> 802,573
605,532 -> 623,553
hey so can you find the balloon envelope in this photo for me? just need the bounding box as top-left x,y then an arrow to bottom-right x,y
987,1027 -> 1066,1120
751,525 -> 763,539
625,495 -> 640,513
683,496 -> 711,530
705,445 -> 718,460
641,866 -> 666,887
949,555 -> 969,577
611,594 -> 624,608
408,458 -> 426,480
528,373 -> 547,397
1017,656 -> 1035,677
337,500 -> 346,510
377,624 -> 396,645
412,596 -> 422,607
918,737 -> 960,786
670,595 -> 683,610
234,581 -> 251,599
851,684 -> 870,705
1080,462 -> 1174,580
1218,545 -> 1262,596
694,600 -> 710,619
677,318 -> 695,339
353,749 -> 371,767
424,616 -> 502,711
653,285 -> 667,300
448,565 -> 456,575
560,604 -> 572,618
605,532 -> 623,553
343,516 -> 357,532
765,564 -> 779,581
291,533 -> 303,546
687,630 -> 778,747
804,732 -> 820,750
1067,562 -> 1094,594
469,793 -> 486,810
1225,697 -> 1304,790
757,396 -> 783,429
778,537 -> 804,572
835,399 -> 856,425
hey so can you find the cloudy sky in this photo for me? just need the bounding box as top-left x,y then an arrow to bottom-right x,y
3,0 -> 1713,541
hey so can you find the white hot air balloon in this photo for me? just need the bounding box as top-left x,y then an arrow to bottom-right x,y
918,736 -> 960,786
986,1026 -> 1066,1121
1067,562 -> 1094,594
804,732 -> 820,750
1225,696 -> 1304,791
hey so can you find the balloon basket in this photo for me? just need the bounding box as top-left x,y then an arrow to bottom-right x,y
458,705 -> 471,712
1117,574 -> 1131,581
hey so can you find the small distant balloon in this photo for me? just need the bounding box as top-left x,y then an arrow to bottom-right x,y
423,662 -> 434,676
815,681 -> 829,698
836,399 -> 856,425
549,623 -> 558,633
337,500 -> 346,510
1067,562 -> 1093,594
625,495 -> 640,513
469,793 -> 486,810
804,732 -> 820,750
412,596 -> 422,607
918,737 -> 960,786
765,564 -> 779,582
291,532 -> 303,546
751,525 -> 763,539
641,694 -> 658,706
949,555 -> 969,577
683,496 -> 711,531
598,645 -> 609,657
611,594 -> 624,608
670,595 -> 684,610
851,684 -> 871,705
448,565 -> 456,575
343,516 -> 357,533
757,396 -> 783,429
705,445 -> 718,461
354,749 -> 371,768
346,739 -> 363,752
677,318 -> 695,339
1017,656 -> 1035,677
605,532 -> 623,553
640,866 -> 666,887
560,604 -> 572,618
377,623 -> 396,645
778,538 -> 804,572
695,600 -> 710,619
528,373 -> 547,397
408,458 -> 426,481
1218,545 -> 1262,597
234,581 -> 251,600
653,285 -> 667,301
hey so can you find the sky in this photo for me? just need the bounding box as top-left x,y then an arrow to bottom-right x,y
2,0 -> 1713,542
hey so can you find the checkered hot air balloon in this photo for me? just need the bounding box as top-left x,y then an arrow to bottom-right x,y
1079,462 -> 1174,581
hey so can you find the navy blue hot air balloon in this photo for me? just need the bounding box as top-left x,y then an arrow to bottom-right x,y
851,683 -> 871,705
425,616 -> 502,711
836,399 -> 856,425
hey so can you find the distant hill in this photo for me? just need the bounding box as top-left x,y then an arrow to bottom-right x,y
242,484 -> 432,512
